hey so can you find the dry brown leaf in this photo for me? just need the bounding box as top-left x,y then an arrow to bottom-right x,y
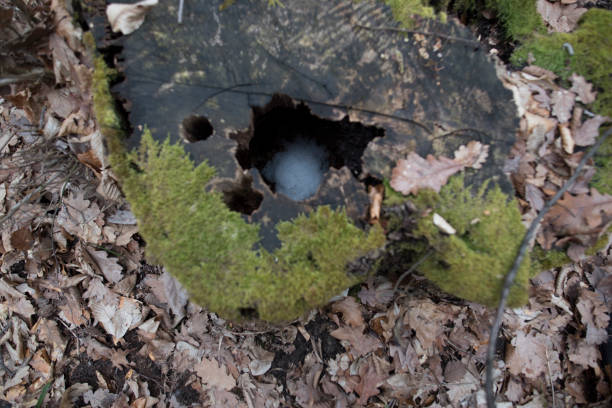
574,115 -> 609,146
551,89 -> 575,123
537,0 -> 587,32
539,189 -> 612,250
59,291 -> 88,326
330,326 -> 383,358
576,288 -> 610,345
570,73 -> 597,104
506,330 -> 561,380
331,296 -> 365,328
390,152 -> 464,195
559,123 -> 574,154
358,280 -> 394,308
453,141 -> 489,169
194,357 -> 236,390
355,356 -> 388,405
57,191 -> 103,244
90,296 -> 142,343
145,270 -> 189,324
404,299 -> 448,354
106,0 -> 158,35
84,248 -> 123,283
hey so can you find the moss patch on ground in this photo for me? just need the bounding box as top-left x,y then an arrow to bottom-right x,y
511,9 -> 612,194
119,131 -> 385,322
388,176 -> 532,307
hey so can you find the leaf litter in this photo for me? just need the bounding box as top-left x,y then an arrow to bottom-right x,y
0,0 -> 610,406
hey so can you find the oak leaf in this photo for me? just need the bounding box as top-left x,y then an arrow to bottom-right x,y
570,73 -> 597,104
453,141 -> 489,169
331,296 -> 365,328
390,152 -> 464,195
195,357 -> 236,390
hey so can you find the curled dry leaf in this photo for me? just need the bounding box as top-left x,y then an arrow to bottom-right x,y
453,141 -> 489,169
559,123 -> 574,154
106,0 -> 159,35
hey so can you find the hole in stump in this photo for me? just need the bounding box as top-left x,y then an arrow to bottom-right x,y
221,176 -> 264,215
180,114 -> 213,142
233,94 -> 384,201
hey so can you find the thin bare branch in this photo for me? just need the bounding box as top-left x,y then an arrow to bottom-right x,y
485,126 -> 612,408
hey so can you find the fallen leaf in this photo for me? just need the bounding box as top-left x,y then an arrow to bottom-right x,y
194,357 -> 236,390
453,141 -> 489,169
390,152 -> 464,195
559,123 -> 574,154
56,191 -> 103,244
576,288 -> 610,345
331,296 -> 365,328
355,356 -> 388,405
106,0 -> 159,35
90,296 -> 142,343
574,115 -> 609,146
145,270 -> 189,324
537,0 -> 587,33
84,247 -> 123,283
539,189 -> 612,250
570,73 -> 597,104
506,330 -> 560,380
358,280 -> 394,308
551,89 -> 575,123
330,326 -> 383,358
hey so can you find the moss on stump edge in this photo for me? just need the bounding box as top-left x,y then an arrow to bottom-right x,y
121,131 -> 386,322
385,176 -> 533,307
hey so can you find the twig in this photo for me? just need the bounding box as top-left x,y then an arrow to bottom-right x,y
484,127 -> 612,408
0,68 -> 46,87
393,248 -> 433,293
546,347 -> 556,408
353,23 -> 480,45
178,0 -> 184,24
0,166 -> 62,228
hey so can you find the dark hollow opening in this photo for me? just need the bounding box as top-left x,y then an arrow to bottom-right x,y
233,94 -> 384,200
221,176 -> 264,215
180,114 -> 213,142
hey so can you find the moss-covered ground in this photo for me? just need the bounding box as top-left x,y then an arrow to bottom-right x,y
385,176 -> 533,307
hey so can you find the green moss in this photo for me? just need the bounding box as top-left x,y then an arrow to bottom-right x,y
530,244 -> 571,270
86,31 -> 128,178
384,0 -> 445,27
120,131 -> 385,322
398,176 -> 532,307
511,9 -> 612,193
452,0 -> 544,41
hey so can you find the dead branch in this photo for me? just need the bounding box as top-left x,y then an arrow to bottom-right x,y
485,126 -> 612,408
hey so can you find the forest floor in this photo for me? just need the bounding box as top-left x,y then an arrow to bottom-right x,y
0,0 -> 611,407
